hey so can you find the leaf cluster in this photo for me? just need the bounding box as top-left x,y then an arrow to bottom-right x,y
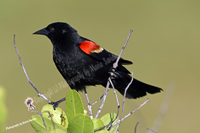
30,90 -> 119,133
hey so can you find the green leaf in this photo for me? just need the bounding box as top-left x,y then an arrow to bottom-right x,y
41,104 -> 68,128
95,130 -> 108,133
66,90 -> 84,122
92,118 -> 104,129
49,129 -> 67,133
67,114 -> 93,133
30,115 -> 67,133
92,118 -> 108,133
0,86 -> 7,133
100,113 -> 119,133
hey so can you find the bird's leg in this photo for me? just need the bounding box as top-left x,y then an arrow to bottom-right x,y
84,87 -> 93,119
49,97 -> 66,110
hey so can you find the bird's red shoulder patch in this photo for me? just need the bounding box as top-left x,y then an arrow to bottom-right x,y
79,41 -> 103,55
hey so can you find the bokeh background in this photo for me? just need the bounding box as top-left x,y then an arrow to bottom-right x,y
1,0 -> 200,133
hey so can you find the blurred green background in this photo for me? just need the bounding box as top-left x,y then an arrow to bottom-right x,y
1,0 -> 200,133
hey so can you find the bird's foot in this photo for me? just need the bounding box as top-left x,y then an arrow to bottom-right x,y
108,67 -> 120,79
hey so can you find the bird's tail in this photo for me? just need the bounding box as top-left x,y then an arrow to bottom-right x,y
112,73 -> 162,99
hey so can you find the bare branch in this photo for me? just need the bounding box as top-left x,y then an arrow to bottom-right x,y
113,29 -> 133,69
147,82 -> 175,133
111,98 -> 150,128
121,72 -> 134,117
13,34 -> 51,104
91,94 -> 104,106
94,78 -> 110,118
115,72 -> 134,132
109,79 -> 120,108
94,79 -> 120,131
95,29 -> 133,118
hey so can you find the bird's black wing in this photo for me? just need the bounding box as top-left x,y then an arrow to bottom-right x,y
78,38 -> 132,74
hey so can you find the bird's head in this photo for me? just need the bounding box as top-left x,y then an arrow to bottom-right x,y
33,22 -> 79,46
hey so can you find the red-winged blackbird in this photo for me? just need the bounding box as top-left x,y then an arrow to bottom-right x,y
33,22 -> 162,105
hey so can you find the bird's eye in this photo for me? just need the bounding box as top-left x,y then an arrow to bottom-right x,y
62,29 -> 67,34
49,27 -> 55,32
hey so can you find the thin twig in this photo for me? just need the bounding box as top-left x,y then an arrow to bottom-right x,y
94,29 -> 133,118
113,29 -> 133,69
106,106 -> 120,131
97,79 -> 120,130
134,122 -> 140,133
84,88 -> 93,119
111,98 -> 150,128
91,94 -> 104,106
145,128 -> 158,133
109,79 -> 120,110
31,110 -> 56,131
115,72 -> 134,133
91,79 -> 117,106
94,79 -> 110,118
13,34 -> 51,104
94,109 -> 120,131
42,111 -> 56,130
108,79 -> 120,130
147,82 -> 175,133
31,111 -> 48,130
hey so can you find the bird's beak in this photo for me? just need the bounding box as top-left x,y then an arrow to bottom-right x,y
33,28 -> 49,36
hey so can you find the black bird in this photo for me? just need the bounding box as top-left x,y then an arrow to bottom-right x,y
33,22 -> 162,108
